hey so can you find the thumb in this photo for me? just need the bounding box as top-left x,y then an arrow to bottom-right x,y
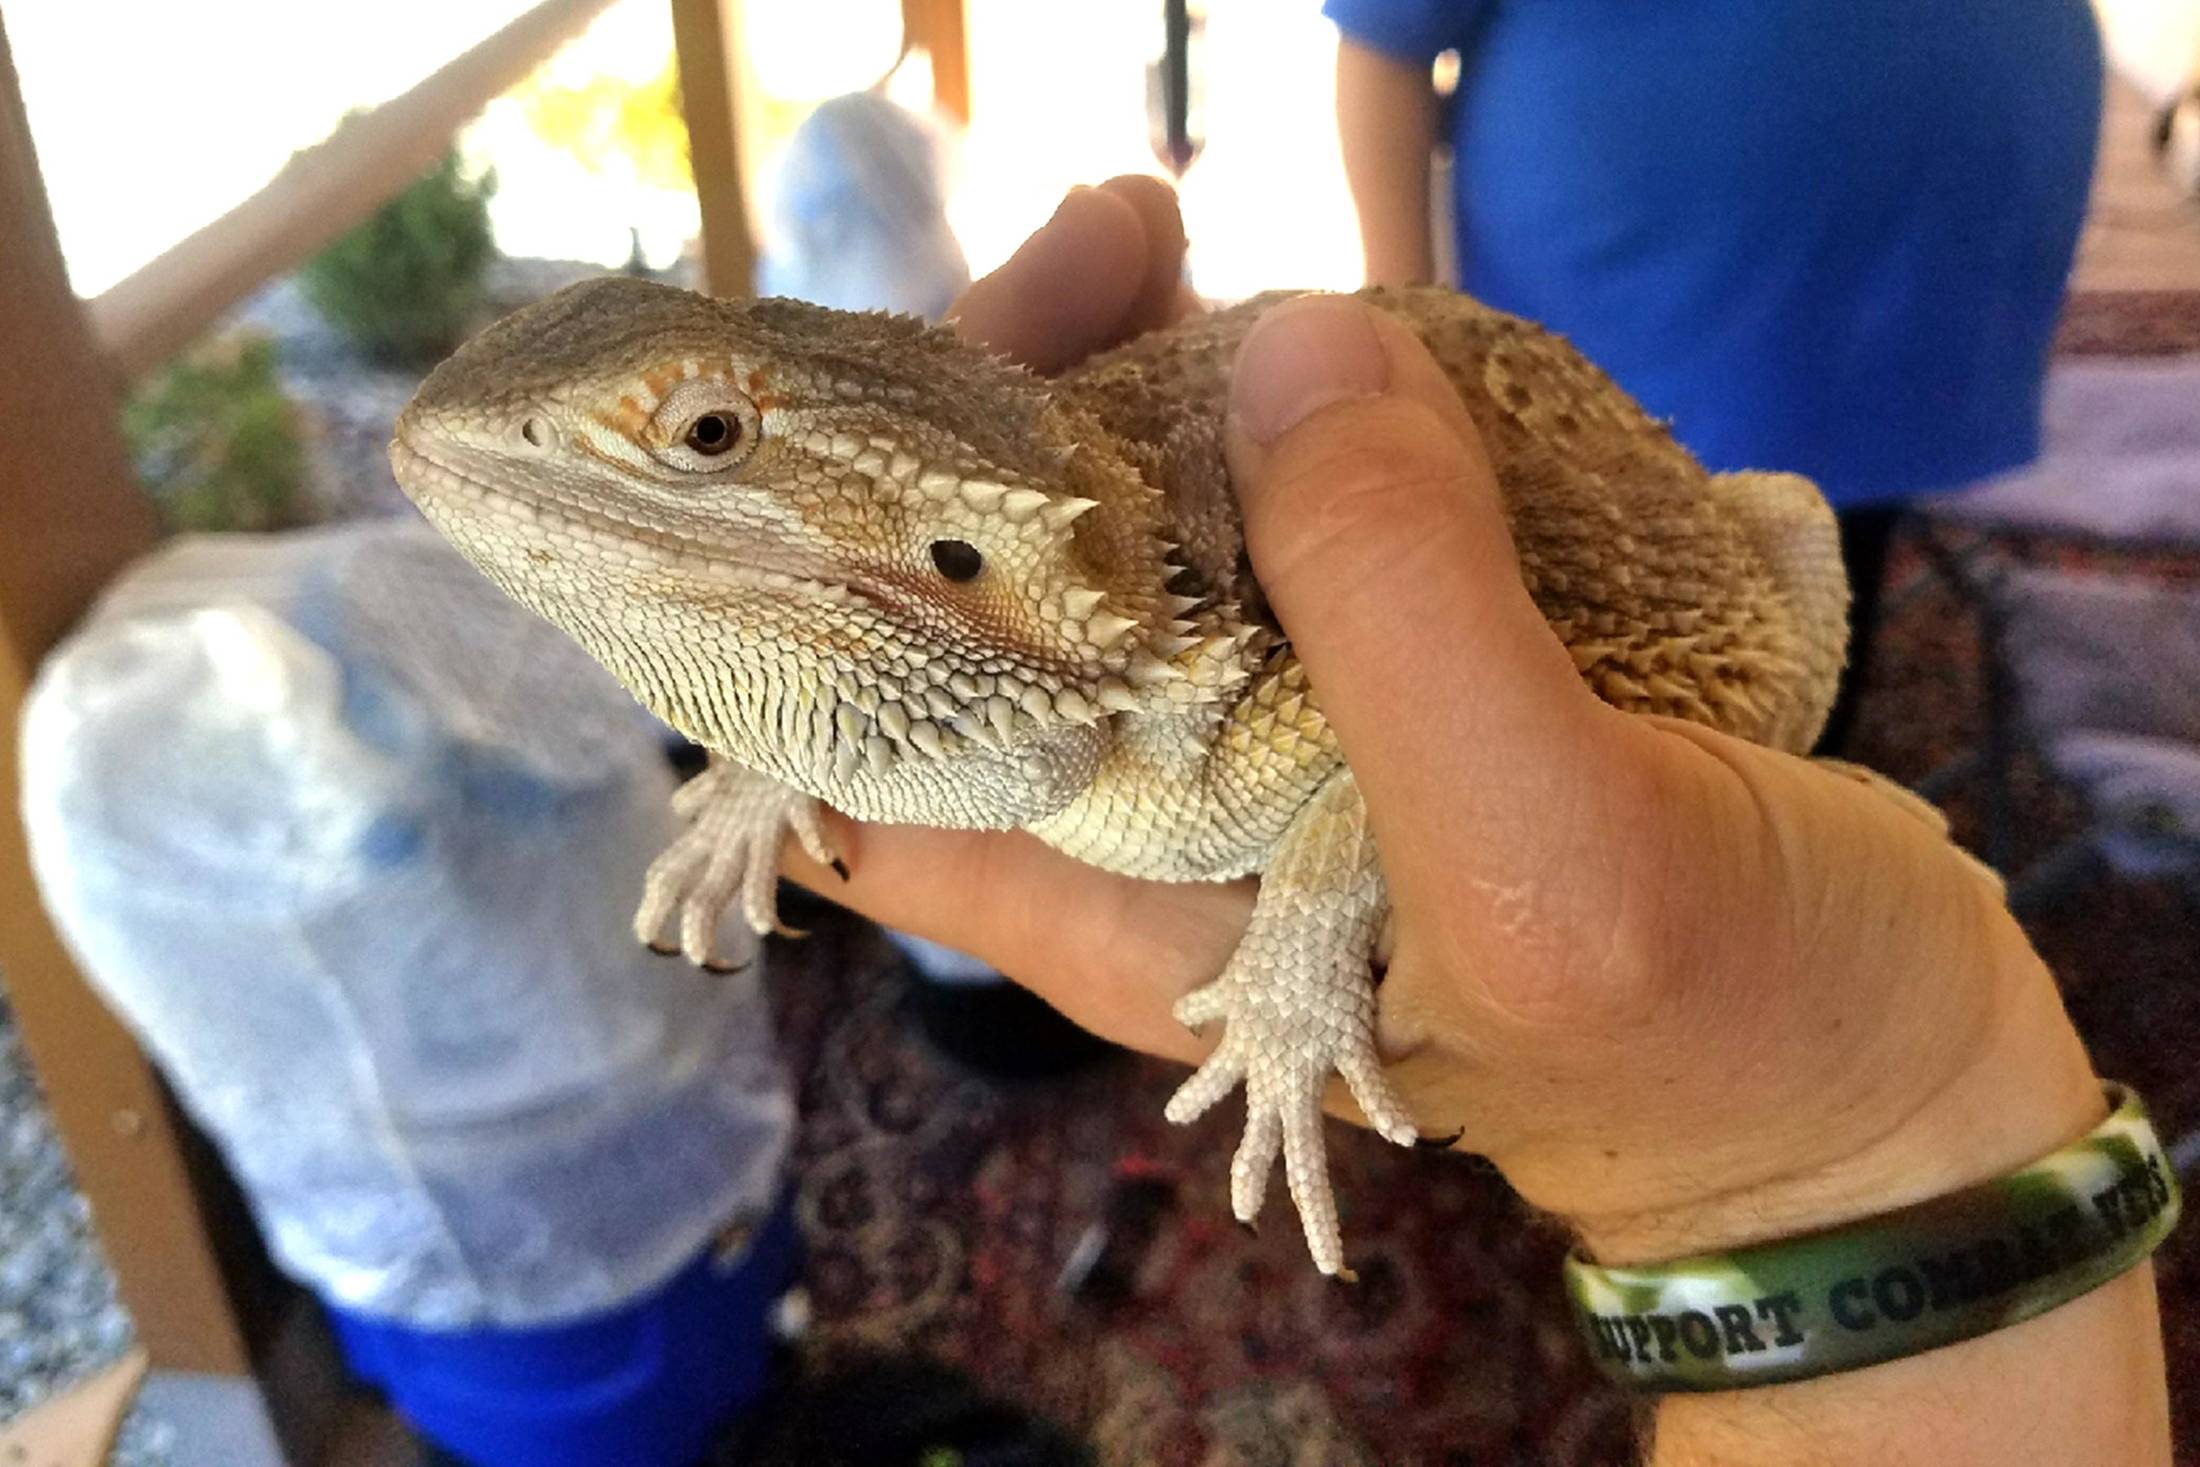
1225,295 -> 1634,911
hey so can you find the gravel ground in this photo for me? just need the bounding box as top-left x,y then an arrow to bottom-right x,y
0,1004 -> 172,1465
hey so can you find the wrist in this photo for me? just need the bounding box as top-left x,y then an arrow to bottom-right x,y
1651,1265 -> 2170,1466
1566,1080 -> 2173,1397
1565,956 -> 2103,1266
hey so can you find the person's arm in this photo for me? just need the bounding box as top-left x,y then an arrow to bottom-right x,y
1653,1268 -> 2166,1464
1561,915 -> 2169,1466
1335,38 -> 1437,285
787,181 -> 2172,1466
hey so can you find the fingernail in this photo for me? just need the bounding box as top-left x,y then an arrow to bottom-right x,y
1045,184 -> 1096,226
1229,295 -> 1391,445
987,188 -> 1091,282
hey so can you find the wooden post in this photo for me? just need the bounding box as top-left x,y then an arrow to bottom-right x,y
671,0 -> 758,297
0,15 -> 250,1377
902,0 -> 971,124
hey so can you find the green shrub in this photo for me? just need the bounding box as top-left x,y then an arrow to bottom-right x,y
300,147 -> 497,365
124,334 -> 308,534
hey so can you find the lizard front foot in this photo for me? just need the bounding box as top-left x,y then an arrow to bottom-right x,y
634,759 -> 841,967
1162,774 -> 1417,1279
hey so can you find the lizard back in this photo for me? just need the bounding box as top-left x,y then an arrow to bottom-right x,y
1061,287 -> 1850,753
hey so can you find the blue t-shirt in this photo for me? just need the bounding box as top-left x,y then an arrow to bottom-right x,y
1326,0 -> 2102,506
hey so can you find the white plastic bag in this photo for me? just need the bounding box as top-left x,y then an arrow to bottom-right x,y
758,92 -> 970,321
20,522 -> 791,1328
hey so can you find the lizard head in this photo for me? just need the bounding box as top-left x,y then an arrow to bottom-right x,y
391,277 -> 1232,820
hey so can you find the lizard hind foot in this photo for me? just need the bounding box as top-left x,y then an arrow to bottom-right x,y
1159,774 -> 1419,1277
1163,957 -> 1419,1279
633,760 -> 841,966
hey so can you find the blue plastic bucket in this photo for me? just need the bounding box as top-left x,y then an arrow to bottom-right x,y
329,1192 -> 801,1467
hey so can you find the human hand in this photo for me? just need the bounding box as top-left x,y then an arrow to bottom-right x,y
781,179 -> 2104,1264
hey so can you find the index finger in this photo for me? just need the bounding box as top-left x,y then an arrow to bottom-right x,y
947,176 -> 1194,372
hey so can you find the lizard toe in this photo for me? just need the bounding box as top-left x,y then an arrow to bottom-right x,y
1172,978 -> 1232,1031
1164,1040 -> 1246,1126
1338,1047 -> 1419,1148
635,832 -> 709,950
1228,1098 -> 1283,1224
1278,1077 -> 1350,1280
786,801 -> 841,873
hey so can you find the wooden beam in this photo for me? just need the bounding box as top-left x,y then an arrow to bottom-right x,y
671,0 -> 758,297
902,0 -> 970,124
0,15 -> 248,1377
85,0 -> 618,381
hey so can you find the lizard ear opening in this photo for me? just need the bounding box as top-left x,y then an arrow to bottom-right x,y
646,377 -> 761,475
929,539 -> 985,582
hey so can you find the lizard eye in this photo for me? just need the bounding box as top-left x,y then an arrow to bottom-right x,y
684,412 -> 739,455
930,540 -> 984,582
646,378 -> 759,473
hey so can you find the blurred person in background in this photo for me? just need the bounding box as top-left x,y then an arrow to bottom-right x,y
1329,0 -> 2104,751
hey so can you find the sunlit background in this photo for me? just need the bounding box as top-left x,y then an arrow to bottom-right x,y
9,0 -> 1367,304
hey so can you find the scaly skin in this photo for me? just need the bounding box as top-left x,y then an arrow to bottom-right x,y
390,278 -> 1850,1277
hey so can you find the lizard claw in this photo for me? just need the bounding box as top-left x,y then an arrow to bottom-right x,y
633,761 -> 840,966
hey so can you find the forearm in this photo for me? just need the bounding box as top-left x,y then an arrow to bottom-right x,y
1335,39 -> 1437,285
1600,922 -> 2173,1467
1651,1267 -> 2168,1466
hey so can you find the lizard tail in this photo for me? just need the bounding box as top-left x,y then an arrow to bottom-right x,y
1714,471 -> 1851,754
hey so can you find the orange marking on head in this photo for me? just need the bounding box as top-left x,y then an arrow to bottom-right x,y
604,394 -> 652,438
742,370 -> 783,413
641,362 -> 690,397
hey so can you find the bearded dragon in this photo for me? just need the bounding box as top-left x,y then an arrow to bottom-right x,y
390,278 -> 1849,1278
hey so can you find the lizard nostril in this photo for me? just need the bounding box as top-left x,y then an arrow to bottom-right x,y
517,416 -> 554,450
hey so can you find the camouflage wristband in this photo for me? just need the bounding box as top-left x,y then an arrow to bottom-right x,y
1565,1083 -> 2179,1393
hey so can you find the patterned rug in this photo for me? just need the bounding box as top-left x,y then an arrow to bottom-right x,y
766,917 -> 1634,1467
758,295 -> 2200,1467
